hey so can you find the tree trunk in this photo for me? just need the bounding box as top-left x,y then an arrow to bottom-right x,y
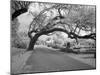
27,34 -> 40,51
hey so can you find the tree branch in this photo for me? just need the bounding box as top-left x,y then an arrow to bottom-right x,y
38,28 -> 96,40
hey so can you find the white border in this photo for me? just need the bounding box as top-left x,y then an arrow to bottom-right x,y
0,0 -> 100,75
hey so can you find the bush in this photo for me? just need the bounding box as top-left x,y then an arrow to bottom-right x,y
11,19 -> 29,49
11,37 -> 27,49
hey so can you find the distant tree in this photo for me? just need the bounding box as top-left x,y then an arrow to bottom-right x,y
67,42 -> 71,49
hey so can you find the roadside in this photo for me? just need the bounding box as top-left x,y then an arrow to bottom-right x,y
11,48 -> 33,74
66,53 -> 96,67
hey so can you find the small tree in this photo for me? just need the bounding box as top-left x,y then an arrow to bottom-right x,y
67,42 -> 71,49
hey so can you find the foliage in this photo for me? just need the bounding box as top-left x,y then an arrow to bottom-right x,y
11,0 -> 32,20
11,19 -> 27,49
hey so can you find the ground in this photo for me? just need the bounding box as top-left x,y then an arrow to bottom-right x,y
11,45 -> 96,74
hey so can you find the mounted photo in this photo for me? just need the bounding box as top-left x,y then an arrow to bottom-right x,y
11,0 -> 96,74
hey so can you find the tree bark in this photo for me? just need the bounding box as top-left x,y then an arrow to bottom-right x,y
27,33 -> 41,51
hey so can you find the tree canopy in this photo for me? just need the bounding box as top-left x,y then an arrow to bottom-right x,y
28,3 -> 96,41
11,1 -> 96,50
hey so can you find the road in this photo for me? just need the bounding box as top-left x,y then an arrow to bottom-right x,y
17,46 -> 94,74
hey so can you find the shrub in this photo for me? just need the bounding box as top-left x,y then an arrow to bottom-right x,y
11,36 -> 27,49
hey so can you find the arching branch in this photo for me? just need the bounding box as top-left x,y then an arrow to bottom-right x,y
27,27 -> 96,51
28,4 -> 71,34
